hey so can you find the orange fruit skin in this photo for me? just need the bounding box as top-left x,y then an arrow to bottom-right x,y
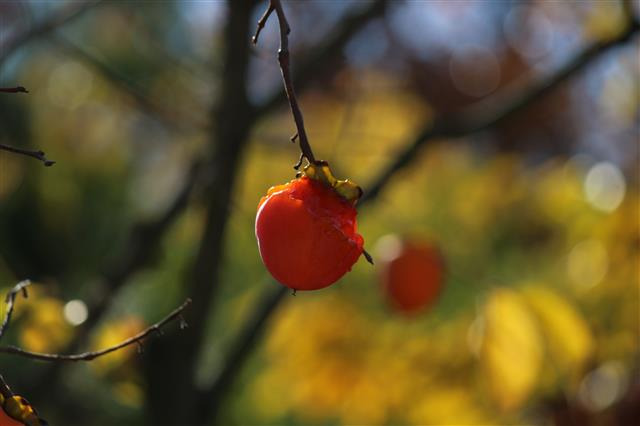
0,408 -> 22,426
381,240 -> 444,314
256,177 -> 364,291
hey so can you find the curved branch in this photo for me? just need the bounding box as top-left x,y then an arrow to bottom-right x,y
0,298 -> 191,362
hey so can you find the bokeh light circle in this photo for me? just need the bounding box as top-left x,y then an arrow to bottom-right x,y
63,299 -> 89,326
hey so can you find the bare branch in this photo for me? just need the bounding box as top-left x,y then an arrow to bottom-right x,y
0,0 -> 102,67
256,0 -> 388,117
0,143 -> 55,166
251,4 -> 275,45
255,0 -> 317,164
362,19 -> 640,204
0,86 -> 28,94
51,35 -> 207,132
196,285 -> 286,420
0,298 -> 191,362
0,281 -> 31,341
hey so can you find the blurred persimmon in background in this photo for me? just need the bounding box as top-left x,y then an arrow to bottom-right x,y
376,235 -> 445,314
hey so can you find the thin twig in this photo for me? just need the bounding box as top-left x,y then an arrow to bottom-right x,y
251,4 -> 275,44
0,281 -> 31,341
0,143 -> 55,166
0,86 -> 28,94
255,0 -> 388,118
255,0 -> 317,164
0,298 -> 191,362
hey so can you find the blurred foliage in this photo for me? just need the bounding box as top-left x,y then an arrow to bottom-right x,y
0,1 -> 638,425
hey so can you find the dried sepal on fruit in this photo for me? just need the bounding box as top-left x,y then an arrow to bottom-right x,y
0,392 -> 48,426
256,162 -> 364,291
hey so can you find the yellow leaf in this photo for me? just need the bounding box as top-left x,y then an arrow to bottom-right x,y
480,288 -> 543,412
521,285 -> 594,380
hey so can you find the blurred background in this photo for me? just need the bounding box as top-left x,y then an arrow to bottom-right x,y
0,1 -> 638,425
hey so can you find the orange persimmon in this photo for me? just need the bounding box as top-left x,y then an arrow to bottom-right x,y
255,164 -> 364,291
378,236 -> 445,314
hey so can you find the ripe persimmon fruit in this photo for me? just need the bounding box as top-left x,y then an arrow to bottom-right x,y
255,162 -> 364,291
377,235 -> 445,314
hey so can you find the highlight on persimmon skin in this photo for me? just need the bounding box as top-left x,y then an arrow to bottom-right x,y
376,234 -> 445,314
255,176 -> 364,291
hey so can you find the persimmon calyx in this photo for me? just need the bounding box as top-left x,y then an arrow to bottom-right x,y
298,161 -> 362,205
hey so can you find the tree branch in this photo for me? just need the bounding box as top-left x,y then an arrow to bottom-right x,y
255,0 -> 388,117
23,160 -> 202,406
255,0 -> 317,164
196,284 -> 286,419
0,87 -> 28,94
362,18 -> 640,204
0,0 -> 102,67
51,35 -> 206,132
0,280 -> 31,341
0,143 -> 55,167
251,3 -> 275,45
0,298 -> 191,362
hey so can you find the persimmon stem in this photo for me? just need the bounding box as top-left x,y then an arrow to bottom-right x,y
363,249 -> 374,265
254,0 -> 318,165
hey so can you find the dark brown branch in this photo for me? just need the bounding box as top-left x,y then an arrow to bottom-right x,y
362,18 -> 640,204
199,16 -> 640,416
0,143 -> 55,166
0,86 -> 28,94
0,0 -> 102,67
0,298 -> 191,362
252,4 -> 275,44
255,0 -> 317,164
0,280 -> 31,341
255,0 -> 388,117
196,284 -> 286,419
24,160 -> 202,406
52,36 -> 205,132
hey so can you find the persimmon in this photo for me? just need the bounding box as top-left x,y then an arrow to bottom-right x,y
377,235 -> 445,314
0,394 -> 47,426
255,162 -> 364,291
